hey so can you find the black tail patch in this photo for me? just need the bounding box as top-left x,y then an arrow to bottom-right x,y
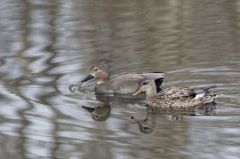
150,71 -> 164,73
154,78 -> 164,93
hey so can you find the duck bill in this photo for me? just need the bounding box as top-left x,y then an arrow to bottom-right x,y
82,106 -> 95,112
81,74 -> 94,83
132,89 -> 142,97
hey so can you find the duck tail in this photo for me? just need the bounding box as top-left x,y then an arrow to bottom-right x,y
193,85 -> 217,99
154,78 -> 164,93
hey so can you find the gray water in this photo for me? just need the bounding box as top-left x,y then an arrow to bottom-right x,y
0,0 -> 240,159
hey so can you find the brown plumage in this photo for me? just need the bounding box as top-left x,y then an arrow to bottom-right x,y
132,80 -> 217,110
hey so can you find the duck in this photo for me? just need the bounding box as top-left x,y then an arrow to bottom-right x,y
81,66 -> 165,94
132,79 -> 217,110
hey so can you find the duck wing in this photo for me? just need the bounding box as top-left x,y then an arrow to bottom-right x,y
109,74 -> 146,93
162,85 -> 216,100
110,72 -> 165,80
110,73 -> 164,94
162,87 -> 196,99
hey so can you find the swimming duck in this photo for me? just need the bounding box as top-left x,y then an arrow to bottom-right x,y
81,66 -> 165,94
132,79 -> 217,110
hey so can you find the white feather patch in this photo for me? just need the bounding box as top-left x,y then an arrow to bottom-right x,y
194,92 -> 206,99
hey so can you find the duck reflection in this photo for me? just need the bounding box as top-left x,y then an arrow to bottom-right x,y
82,101 -> 111,121
132,103 -> 216,134
147,103 -> 216,115
131,113 -> 156,134
81,90 -> 146,122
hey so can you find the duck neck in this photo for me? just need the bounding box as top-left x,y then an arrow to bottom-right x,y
145,87 -> 158,97
96,72 -> 110,84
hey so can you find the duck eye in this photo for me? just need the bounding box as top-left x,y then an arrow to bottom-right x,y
142,82 -> 149,85
94,68 -> 98,71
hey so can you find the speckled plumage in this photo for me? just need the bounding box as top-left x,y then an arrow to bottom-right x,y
145,87 -> 216,109
132,80 -> 217,110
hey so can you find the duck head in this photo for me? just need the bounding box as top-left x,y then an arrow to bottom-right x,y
82,102 -> 111,121
81,66 -> 110,84
132,78 -> 163,97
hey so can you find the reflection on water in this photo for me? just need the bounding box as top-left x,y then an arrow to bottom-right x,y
0,0 -> 240,158
82,101 -> 111,121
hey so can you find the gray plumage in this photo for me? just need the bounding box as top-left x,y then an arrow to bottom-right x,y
81,66 -> 165,94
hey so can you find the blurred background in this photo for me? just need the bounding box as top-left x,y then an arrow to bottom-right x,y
0,0 -> 240,159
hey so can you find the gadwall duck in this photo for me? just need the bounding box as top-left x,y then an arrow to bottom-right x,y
81,66 -> 165,94
132,79 -> 217,110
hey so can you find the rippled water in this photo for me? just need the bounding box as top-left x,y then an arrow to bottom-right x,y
0,0 -> 240,159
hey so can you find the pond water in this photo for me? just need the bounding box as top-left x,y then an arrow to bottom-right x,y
0,0 -> 240,159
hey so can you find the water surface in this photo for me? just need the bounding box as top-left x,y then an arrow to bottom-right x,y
0,0 -> 240,159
